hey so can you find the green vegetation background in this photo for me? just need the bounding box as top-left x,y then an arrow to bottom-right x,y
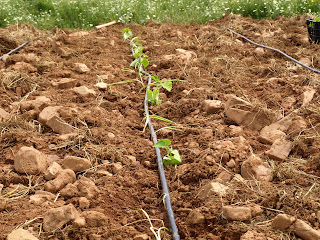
1,0 -> 320,29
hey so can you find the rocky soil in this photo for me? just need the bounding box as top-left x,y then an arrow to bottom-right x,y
1,14 -> 320,240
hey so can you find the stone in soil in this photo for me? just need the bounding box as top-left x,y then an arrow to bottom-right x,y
133,234 -> 149,240
29,190 -> 56,205
46,116 -> 74,134
44,169 -> 76,193
52,78 -> 77,89
43,204 -> 79,232
186,209 -> 206,225
79,197 -> 90,210
38,106 -> 61,125
0,198 -> 6,211
266,138 -> 293,161
20,96 -> 51,112
7,228 -> 38,240
14,146 -> 50,175
81,211 -> 108,227
203,99 -> 223,114
301,87 -> 316,106
0,108 -> 10,121
10,62 -> 37,73
241,155 -> 273,182
44,162 -> 63,180
240,230 -> 268,240
271,214 -> 296,230
73,85 -> 96,97
62,156 -> 91,172
74,63 -> 90,73
224,95 -> 274,131
222,206 -> 252,221
294,219 -> 320,240
95,82 -> 108,90
198,182 -> 229,198
60,177 -> 99,199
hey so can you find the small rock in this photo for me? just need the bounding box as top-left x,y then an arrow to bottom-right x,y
272,214 -> 296,230
70,31 -> 89,37
20,96 -> 51,112
198,182 -> 229,198
221,153 -> 230,164
82,211 -> 108,227
7,228 -> 38,240
44,169 -> 76,193
76,177 -> 100,199
44,162 -> 63,180
294,219 -> 320,240
14,146 -> 50,175
287,116 -> 307,135
175,48 -> 197,61
222,206 -> 252,221
301,88 -> 316,106
0,108 -> 10,121
29,190 -> 56,205
0,198 -> 6,211
266,138 -> 293,161
254,47 -> 265,55
282,96 -> 296,109
107,132 -> 116,139
79,197 -> 90,210
53,78 -> 77,89
95,82 -> 108,90
226,160 -> 236,168
43,204 -> 79,232
73,86 -> 96,97
229,125 -> 243,136
186,209 -> 206,225
60,183 -> 78,198
62,156 -> 91,173
203,100 -> 223,114
47,116 -> 74,135
225,95 -> 274,131
249,204 -> 263,217
134,234 -> 149,240
259,129 -> 286,145
10,62 -> 37,73
38,106 -> 61,125
73,217 -> 86,228
110,162 -> 123,174
217,171 -> 232,182
241,155 -> 273,182
299,58 -> 312,67
241,230 -> 268,240
74,63 -> 90,73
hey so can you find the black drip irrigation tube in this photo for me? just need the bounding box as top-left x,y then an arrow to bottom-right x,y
224,27 -> 320,74
131,50 -> 180,240
0,34 -> 51,61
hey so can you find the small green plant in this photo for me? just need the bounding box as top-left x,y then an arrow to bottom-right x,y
122,28 -> 174,106
154,139 -> 182,166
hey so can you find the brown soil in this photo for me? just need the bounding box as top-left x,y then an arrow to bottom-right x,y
1,14 -> 320,240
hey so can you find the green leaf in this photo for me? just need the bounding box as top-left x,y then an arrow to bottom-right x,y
161,80 -> 172,91
162,149 -> 182,166
314,17 -> 320,22
151,75 -> 160,83
146,89 -> 153,101
154,139 -> 171,148
148,115 -> 173,124
130,58 -> 139,67
141,58 -> 149,68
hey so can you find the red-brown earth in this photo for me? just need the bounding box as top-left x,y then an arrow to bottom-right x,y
1,14 -> 320,240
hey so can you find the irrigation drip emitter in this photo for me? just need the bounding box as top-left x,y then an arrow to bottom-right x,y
130,48 -> 180,240
224,27 -> 320,74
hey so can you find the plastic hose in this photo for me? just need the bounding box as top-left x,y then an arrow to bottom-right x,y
0,34 -> 51,61
131,49 -> 180,240
224,27 -> 320,74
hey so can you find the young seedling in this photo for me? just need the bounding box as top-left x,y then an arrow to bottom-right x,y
154,139 -> 182,166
